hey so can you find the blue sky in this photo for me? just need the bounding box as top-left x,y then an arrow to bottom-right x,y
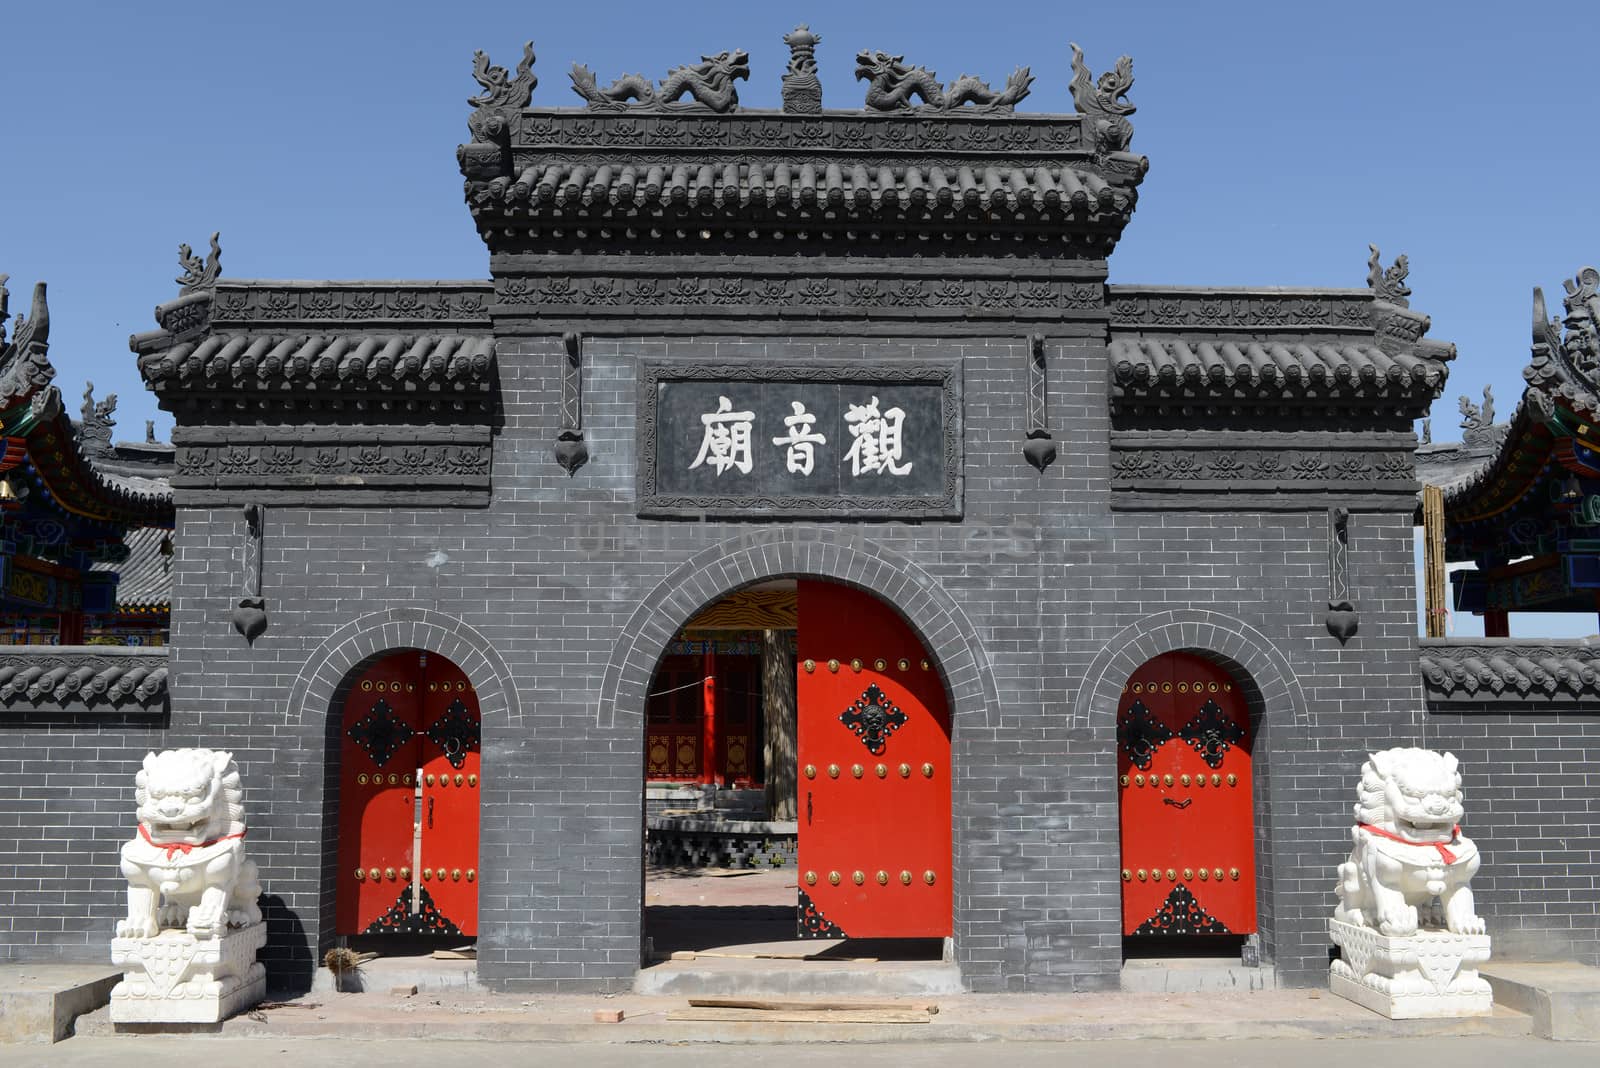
5,1 -> 1598,631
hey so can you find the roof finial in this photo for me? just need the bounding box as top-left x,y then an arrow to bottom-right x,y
468,41 -> 536,109
782,25 -> 823,114
1366,244 -> 1411,307
79,381 -> 117,459
1069,43 -> 1135,152
176,232 -> 222,294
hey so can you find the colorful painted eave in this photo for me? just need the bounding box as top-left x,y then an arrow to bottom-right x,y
1442,267 -> 1600,551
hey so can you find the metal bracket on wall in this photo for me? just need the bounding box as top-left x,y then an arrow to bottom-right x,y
555,330 -> 589,475
1325,505 -> 1357,644
1023,333 -> 1057,472
231,502 -> 268,644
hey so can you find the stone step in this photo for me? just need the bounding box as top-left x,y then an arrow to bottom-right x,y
1120,956 -> 1277,993
1481,961 -> 1600,1041
0,963 -> 122,1043
635,958 -> 964,997
310,952 -> 480,995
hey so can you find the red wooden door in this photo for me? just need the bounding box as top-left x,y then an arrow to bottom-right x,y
795,580 -> 951,939
646,655 -> 703,780
1117,652 -> 1255,936
336,651 -> 480,936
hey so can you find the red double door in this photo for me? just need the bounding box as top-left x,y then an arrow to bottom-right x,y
1117,652 -> 1255,936
336,651 -> 481,936
794,580 -> 952,939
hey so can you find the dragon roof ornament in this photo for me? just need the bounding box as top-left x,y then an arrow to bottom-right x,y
0,277 -> 54,411
854,50 -> 1033,112
176,233 -> 222,295
469,41 -> 536,110
1367,244 -> 1411,308
1069,43 -> 1135,153
79,381 -> 117,460
570,50 -> 751,113
1524,266 -> 1600,420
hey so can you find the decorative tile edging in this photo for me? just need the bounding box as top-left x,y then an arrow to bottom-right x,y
0,646 -> 168,712
1421,638 -> 1600,705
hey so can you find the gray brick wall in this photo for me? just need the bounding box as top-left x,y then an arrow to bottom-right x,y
3,331 -> 1596,995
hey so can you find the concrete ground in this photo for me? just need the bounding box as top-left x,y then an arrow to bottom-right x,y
11,1036 -> 1598,1068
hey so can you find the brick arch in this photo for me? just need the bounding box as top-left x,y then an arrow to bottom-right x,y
596,528 -> 999,730
1071,609 -> 1310,731
285,607 -> 521,728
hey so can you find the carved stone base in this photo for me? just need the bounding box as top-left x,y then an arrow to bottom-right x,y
1328,918 -> 1492,1019
110,923 -> 267,1024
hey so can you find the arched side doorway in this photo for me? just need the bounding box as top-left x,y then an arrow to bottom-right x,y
1117,652 -> 1255,943
335,649 -> 482,938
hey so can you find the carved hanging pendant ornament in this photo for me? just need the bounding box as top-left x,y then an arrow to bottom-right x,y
1118,699 -> 1173,770
1177,699 -> 1247,769
838,683 -> 908,755
230,503 -> 267,644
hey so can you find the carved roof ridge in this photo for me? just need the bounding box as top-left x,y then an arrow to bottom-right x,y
214,278 -> 493,289
1111,284 -> 1371,297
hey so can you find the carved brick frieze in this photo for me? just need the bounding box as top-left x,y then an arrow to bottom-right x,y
494,261 -> 1105,322
1109,430 -> 1417,510
170,425 -> 491,506
1420,638 -> 1600,705
1107,287 -> 1372,334
209,283 -> 493,327
637,359 -> 961,519
510,110 -> 1086,156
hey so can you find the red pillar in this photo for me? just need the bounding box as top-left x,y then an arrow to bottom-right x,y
1482,610 -> 1510,638
59,611 -> 84,645
701,644 -> 717,785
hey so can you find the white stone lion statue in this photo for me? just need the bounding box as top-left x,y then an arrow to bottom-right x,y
1334,747 -> 1483,937
117,749 -> 262,939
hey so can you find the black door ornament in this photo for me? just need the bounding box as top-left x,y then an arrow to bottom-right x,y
423,698 -> 480,770
1177,699 -> 1246,769
347,699 -> 414,767
838,683 -> 908,755
1117,700 -> 1173,770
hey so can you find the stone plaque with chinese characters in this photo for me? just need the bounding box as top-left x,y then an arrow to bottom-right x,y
637,361 -> 962,519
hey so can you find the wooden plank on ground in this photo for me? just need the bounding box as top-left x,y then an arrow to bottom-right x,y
667,1007 -> 931,1024
689,997 -> 938,1015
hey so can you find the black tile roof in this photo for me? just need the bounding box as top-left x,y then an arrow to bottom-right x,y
90,526 -> 171,610
138,332 -> 495,391
1110,337 -> 1451,405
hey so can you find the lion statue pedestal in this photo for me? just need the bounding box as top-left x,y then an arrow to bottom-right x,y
1328,747 -> 1492,1019
109,749 -> 267,1025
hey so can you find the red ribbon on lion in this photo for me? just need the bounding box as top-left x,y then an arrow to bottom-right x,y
1358,822 -> 1460,865
139,823 -> 247,860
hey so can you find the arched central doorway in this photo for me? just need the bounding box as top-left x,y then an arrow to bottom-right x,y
641,577 -> 951,957
335,650 -> 482,939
